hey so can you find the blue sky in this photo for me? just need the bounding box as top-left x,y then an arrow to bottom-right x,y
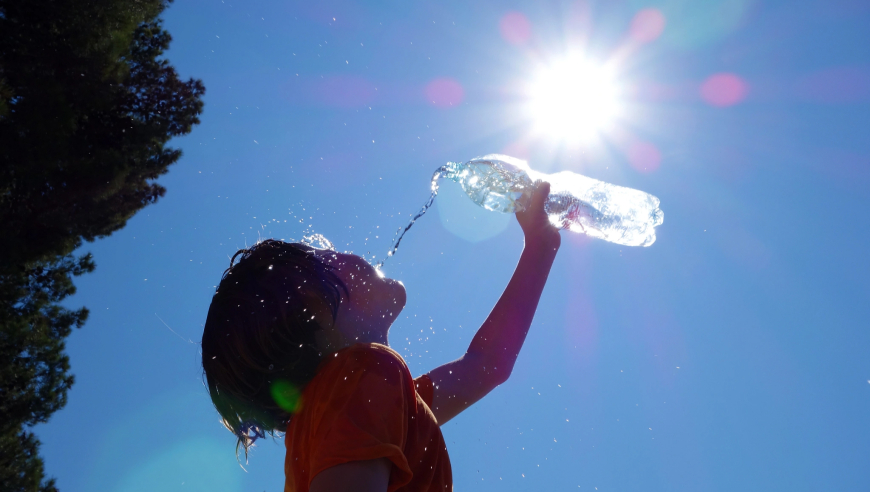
39,0 -> 870,491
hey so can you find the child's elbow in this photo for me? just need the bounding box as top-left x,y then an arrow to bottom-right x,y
489,364 -> 513,386
468,352 -> 513,387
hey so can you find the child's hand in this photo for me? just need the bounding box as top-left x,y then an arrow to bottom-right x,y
516,181 -> 561,251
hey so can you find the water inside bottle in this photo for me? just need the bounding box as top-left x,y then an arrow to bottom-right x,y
457,154 -> 664,247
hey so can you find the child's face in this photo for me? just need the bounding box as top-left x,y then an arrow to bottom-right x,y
308,247 -> 406,350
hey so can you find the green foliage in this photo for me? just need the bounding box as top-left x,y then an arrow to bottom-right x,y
0,255 -> 94,432
0,431 -> 59,492
0,0 -> 204,489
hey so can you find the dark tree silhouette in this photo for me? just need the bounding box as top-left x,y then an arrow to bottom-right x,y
0,1 -> 204,489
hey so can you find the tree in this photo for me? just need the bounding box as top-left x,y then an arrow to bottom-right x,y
0,1 -> 205,489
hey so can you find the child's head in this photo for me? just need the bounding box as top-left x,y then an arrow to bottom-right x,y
200,239 -> 406,455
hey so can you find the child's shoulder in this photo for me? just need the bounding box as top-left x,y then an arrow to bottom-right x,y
326,343 -> 410,380
304,343 -> 416,409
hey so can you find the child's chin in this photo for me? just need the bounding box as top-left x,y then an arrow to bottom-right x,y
386,280 -> 407,311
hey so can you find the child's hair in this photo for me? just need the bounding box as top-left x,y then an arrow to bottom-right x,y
201,239 -> 347,457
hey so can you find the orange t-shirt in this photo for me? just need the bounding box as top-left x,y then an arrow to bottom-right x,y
284,343 -> 452,492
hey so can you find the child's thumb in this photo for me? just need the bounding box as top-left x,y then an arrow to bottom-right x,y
533,181 -> 551,210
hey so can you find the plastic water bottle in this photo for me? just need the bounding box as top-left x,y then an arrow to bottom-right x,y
378,154 -> 664,266
442,154 -> 664,247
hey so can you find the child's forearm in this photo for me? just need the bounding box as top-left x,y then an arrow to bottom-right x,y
466,239 -> 558,382
426,237 -> 558,424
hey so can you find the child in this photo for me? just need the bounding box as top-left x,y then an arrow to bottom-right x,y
201,182 -> 560,491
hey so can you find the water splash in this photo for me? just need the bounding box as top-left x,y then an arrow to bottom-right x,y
376,165 -> 450,269
301,233 -> 335,251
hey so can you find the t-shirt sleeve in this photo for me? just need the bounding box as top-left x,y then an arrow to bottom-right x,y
309,351 -> 414,491
414,374 -> 434,409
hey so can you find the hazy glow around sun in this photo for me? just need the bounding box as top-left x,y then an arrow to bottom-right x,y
527,57 -> 621,142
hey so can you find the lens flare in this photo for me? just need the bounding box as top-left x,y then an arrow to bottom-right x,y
628,141 -> 662,173
700,73 -> 748,107
425,78 -> 465,107
630,8 -> 666,43
499,11 -> 532,45
527,57 -> 620,143
271,380 -> 303,413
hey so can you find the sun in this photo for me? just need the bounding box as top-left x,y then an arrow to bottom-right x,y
526,56 -> 621,143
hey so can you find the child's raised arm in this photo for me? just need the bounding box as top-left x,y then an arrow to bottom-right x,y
425,182 -> 561,424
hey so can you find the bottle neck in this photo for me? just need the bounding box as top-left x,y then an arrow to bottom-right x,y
440,161 -> 464,182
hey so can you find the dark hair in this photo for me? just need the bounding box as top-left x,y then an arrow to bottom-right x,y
201,239 -> 347,458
